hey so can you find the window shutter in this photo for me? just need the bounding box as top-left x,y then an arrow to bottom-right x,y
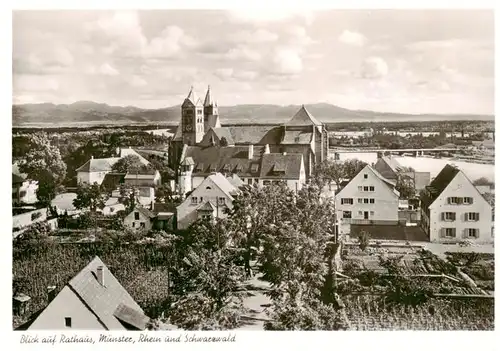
441,212 -> 445,221
440,228 -> 445,238
463,228 -> 468,239
447,197 -> 451,204
477,213 -> 480,221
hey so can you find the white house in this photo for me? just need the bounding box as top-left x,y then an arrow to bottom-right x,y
420,164 -> 494,243
12,172 -> 38,205
24,256 -> 149,330
176,172 -> 243,229
335,165 -> 400,236
123,206 -> 156,231
124,170 -> 161,188
76,148 -> 150,185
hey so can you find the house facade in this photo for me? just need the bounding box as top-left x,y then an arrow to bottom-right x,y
176,172 -> 243,229
76,148 -> 150,185
335,165 -> 400,236
12,173 -> 38,205
26,256 -> 149,330
123,206 -> 155,231
421,164 -> 494,243
177,145 -> 306,195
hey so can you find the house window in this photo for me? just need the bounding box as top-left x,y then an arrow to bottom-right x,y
110,207 -> 114,213
132,222 -> 135,228
342,211 -> 352,219
206,186 -> 212,190
191,197 -> 198,204
201,213 -> 212,221
218,197 -> 226,206
466,228 -> 479,238
363,186 -> 369,191
134,212 -> 140,220
370,211 -> 375,216
369,199 -> 375,204
442,212 -> 456,221
197,109 -> 202,115
369,186 -> 375,191
444,228 -> 456,237
447,197 -> 462,205
341,198 -> 353,205
263,180 -> 271,186
466,212 -> 480,221
358,211 -> 363,215
363,174 -> 368,179
363,198 -> 369,204
358,186 -> 363,191
463,197 -> 473,204
65,317 -> 72,328
140,222 -> 145,228
358,198 -> 363,204
200,197 -> 203,202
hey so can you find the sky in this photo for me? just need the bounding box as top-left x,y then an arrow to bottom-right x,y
12,9 -> 494,114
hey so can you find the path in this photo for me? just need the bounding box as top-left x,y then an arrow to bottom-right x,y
235,273 -> 272,331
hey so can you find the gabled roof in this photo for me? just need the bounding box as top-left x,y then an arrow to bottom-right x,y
259,153 -> 303,180
381,156 -> 403,174
281,130 -> 313,145
197,201 -> 216,212
208,172 -> 241,198
183,86 -> 202,106
76,157 -> 120,172
66,256 -> 148,330
119,148 -> 150,166
101,173 -> 126,191
425,164 -> 460,200
211,127 -> 235,145
181,157 -> 195,166
285,105 -> 322,126
204,85 -> 214,106
135,206 -> 156,219
227,126 -> 282,145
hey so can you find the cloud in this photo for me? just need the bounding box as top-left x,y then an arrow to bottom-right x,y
225,46 -> 262,62
338,30 -> 366,47
227,9 -> 314,25
229,29 -> 279,44
285,26 -> 314,46
213,68 -> 258,81
99,63 -> 119,76
129,75 -> 147,87
214,68 -> 234,80
360,57 -> 389,79
271,48 -> 303,75
144,26 -> 196,58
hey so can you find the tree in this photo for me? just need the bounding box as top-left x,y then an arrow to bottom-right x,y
73,182 -> 108,212
169,220 -> 246,330
111,154 -> 146,173
118,184 -> 138,213
312,158 -> 367,190
358,230 -> 371,251
342,159 -> 368,181
395,173 -> 416,199
473,177 -> 493,186
155,184 -> 181,207
19,133 -> 67,205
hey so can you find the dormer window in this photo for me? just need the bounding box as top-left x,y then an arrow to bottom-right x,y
235,164 -> 244,172
209,163 -> 218,172
222,164 -> 231,172
251,164 -> 259,173
195,163 -> 204,172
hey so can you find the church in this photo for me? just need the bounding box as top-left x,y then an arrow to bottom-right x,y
168,86 -> 329,192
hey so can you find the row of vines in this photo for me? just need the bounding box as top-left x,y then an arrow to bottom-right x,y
341,295 -> 494,330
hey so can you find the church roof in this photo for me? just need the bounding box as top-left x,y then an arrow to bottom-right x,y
259,153 -> 303,180
204,86 -> 214,106
184,86 -> 201,106
286,105 -> 322,126
227,126 -> 282,145
282,130 -> 313,144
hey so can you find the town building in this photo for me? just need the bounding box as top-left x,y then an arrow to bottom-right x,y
76,147 -> 150,185
177,145 -> 307,194
420,164 -> 494,243
24,256 -> 149,330
12,166 -> 38,205
335,164 -> 400,236
176,172 -> 244,229
168,86 -> 328,182
123,205 -> 156,231
373,155 -> 431,194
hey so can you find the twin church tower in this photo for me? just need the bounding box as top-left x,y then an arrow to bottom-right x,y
181,86 -> 221,146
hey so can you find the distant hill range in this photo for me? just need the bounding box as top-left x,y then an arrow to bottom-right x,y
12,101 -> 494,127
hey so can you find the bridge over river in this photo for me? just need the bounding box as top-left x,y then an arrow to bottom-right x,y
328,147 -> 457,159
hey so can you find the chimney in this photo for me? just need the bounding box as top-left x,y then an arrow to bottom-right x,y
91,155 -> 94,159
264,144 -> 270,155
47,286 -> 56,303
248,144 -> 254,159
96,266 -> 104,286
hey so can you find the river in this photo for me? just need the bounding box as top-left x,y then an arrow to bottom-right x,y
331,152 -> 495,183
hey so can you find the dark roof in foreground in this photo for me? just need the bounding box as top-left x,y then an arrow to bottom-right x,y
423,164 -> 460,204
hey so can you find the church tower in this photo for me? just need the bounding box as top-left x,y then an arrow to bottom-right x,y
182,86 -> 204,145
203,85 -> 221,131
